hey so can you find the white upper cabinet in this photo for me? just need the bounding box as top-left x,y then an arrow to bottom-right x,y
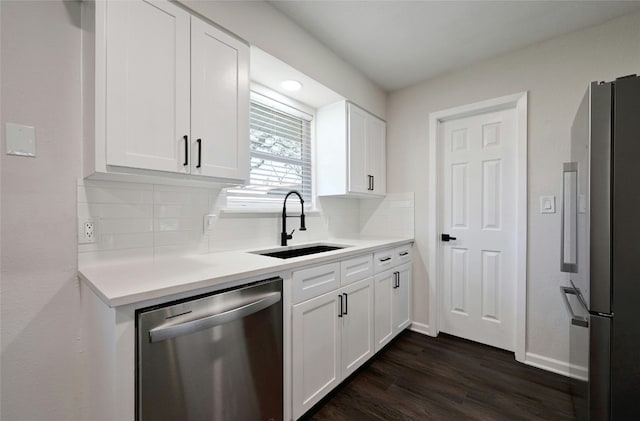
347,104 -> 369,194
366,113 -> 387,195
316,101 -> 386,197
83,0 -> 248,184
190,17 -> 248,180
105,0 -> 191,174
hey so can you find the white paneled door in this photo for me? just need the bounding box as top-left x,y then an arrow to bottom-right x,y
439,108 -> 517,351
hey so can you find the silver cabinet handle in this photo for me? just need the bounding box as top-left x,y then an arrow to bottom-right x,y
399,251 -> 409,256
560,286 -> 588,327
149,291 -> 281,343
379,257 -> 392,262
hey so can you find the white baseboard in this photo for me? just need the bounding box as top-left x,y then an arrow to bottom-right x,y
525,352 -> 587,381
409,321 -> 436,337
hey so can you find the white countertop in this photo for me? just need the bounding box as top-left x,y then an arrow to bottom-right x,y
78,238 -> 413,308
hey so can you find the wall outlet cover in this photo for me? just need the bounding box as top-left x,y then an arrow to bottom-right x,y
79,220 -> 97,244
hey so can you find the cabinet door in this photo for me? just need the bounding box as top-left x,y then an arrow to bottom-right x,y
191,17 -> 249,182
341,278 -> 374,377
374,271 -> 394,352
105,0 -> 190,173
292,291 -> 341,419
367,115 -> 386,195
347,103 -> 369,194
393,263 -> 412,333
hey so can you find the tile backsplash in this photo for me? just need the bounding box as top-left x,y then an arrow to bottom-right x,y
78,179 -> 414,265
359,192 -> 415,239
77,180 -> 214,265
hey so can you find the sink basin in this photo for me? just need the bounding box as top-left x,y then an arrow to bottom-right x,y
252,244 -> 349,259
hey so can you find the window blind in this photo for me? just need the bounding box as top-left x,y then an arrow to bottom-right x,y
226,92 -> 313,210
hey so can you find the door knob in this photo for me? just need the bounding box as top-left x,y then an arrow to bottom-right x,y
441,233 -> 457,242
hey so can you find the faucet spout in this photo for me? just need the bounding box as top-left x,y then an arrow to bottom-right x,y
281,190 -> 306,246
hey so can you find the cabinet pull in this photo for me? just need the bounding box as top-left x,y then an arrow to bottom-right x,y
372,175 -> 375,191
399,251 -> 409,256
393,272 -> 400,289
338,294 -> 343,318
196,138 -> 202,168
379,257 -> 392,262
343,293 -> 348,315
183,135 -> 188,166
367,175 -> 373,191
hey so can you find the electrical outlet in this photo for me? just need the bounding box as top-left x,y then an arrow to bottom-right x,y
79,220 -> 97,244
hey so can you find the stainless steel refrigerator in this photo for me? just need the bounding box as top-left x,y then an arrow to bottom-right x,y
561,74 -> 640,420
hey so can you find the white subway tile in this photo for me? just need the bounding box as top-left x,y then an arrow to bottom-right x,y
100,218 -> 153,234
154,230 -> 204,247
79,248 -> 154,266
154,218 -> 197,232
80,186 -> 153,204
98,232 -> 154,250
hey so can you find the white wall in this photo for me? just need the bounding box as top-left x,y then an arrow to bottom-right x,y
387,12 -> 640,370
181,0 -> 387,119
1,1 -> 82,419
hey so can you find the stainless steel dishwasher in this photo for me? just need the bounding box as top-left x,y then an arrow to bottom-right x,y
137,277 -> 283,421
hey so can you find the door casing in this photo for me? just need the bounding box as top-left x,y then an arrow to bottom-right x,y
427,92 -> 528,362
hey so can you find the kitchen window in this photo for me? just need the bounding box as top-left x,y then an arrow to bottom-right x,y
226,91 -> 313,210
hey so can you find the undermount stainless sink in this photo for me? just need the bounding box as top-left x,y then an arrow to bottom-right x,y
251,244 -> 350,259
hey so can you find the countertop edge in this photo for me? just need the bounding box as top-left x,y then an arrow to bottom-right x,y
79,238 -> 414,308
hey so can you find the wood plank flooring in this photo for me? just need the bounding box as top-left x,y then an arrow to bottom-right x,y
303,331 -> 576,421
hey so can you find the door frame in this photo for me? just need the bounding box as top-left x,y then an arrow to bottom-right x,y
427,92 -> 528,362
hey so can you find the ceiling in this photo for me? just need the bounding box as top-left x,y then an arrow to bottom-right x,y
269,0 -> 640,92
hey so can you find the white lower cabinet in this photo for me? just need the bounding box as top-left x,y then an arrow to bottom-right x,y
393,263 -> 412,333
292,289 -> 341,419
292,277 -> 374,419
291,245 -> 412,420
340,278 -> 374,377
374,262 -> 412,352
374,271 -> 394,352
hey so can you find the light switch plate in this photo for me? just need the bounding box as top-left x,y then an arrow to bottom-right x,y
540,195 -> 556,213
6,123 -> 36,157
203,214 -> 216,233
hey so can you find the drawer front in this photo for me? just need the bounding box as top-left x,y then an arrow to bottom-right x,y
292,262 -> 341,304
341,254 -> 373,286
395,244 -> 412,265
373,248 -> 395,273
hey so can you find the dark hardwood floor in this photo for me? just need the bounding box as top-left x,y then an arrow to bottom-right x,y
303,331 -> 576,421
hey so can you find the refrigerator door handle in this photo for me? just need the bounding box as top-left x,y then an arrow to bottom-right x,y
561,162 -> 578,273
560,286 -> 589,327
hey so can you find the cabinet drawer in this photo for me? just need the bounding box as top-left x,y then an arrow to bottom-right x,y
373,249 -> 395,273
292,262 -> 341,304
341,254 -> 373,286
395,244 -> 412,265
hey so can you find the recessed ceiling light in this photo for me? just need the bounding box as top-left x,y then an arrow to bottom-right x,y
281,80 -> 302,91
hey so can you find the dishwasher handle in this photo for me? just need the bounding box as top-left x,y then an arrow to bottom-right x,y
149,291 -> 281,343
